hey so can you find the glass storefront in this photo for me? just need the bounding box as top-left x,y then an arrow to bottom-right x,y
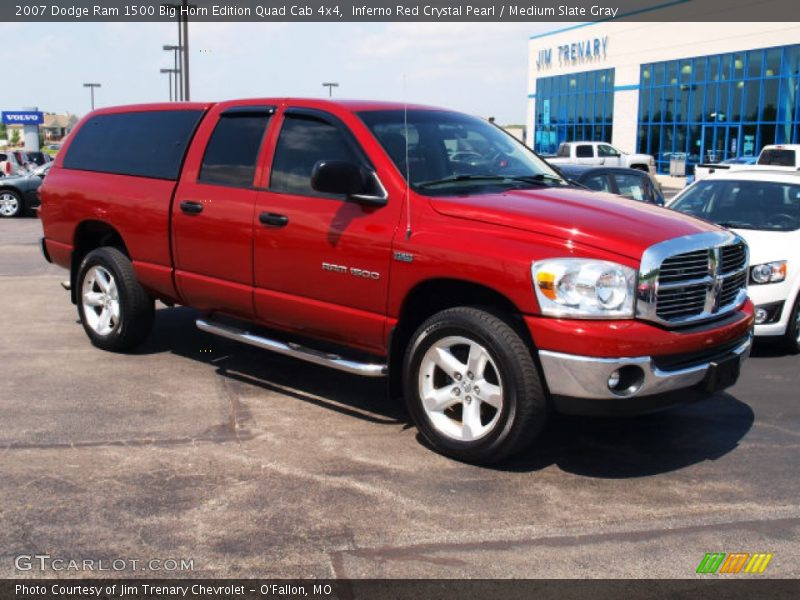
637,44 -> 800,174
533,68 -> 614,155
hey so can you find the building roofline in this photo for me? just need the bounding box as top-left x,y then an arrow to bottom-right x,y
529,0 -> 691,40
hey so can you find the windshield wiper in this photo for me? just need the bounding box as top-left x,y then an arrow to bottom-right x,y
716,221 -> 760,230
415,173 -> 562,189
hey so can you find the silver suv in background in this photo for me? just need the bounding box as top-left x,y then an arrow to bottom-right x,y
0,151 -> 26,176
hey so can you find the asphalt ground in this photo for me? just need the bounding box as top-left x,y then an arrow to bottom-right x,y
1,215 -> 798,580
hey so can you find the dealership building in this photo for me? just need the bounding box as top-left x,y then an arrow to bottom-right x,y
526,19 -> 800,173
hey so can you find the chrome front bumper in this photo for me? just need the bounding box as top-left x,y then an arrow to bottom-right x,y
538,334 -> 752,401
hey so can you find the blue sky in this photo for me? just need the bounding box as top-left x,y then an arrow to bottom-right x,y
0,21 -> 559,124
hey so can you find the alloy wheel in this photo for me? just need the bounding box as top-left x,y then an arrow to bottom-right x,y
417,335 -> 504,442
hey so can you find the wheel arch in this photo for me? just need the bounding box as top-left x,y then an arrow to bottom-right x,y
388,278 -> 534,398
70,220 -> 130,304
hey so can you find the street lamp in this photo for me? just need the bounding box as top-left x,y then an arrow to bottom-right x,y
160,68 -> 179,101
162,1 -> 192,100
163,44 -> 183,101
322,82 -> 339,97
83,83 -> 101,111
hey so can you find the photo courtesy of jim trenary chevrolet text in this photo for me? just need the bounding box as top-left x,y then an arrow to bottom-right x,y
1,0 -> 799,598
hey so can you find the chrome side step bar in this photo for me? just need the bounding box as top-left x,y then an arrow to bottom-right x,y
196,318 -> 388,378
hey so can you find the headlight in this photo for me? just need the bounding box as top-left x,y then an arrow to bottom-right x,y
532,259 -> 637,318
750,260 -> 787,285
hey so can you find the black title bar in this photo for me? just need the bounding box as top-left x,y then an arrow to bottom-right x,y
3,579 -> 800,599
3,0 -> 799,22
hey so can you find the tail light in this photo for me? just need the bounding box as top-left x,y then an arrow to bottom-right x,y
4,162 -> 10,175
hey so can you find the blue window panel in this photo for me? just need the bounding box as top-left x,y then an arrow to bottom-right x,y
635,43 -> 800,173
533,67 -> 615,154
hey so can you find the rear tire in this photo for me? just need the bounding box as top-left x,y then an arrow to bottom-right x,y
782,294 -> 800,354
403,307 -> 547,464
77,247 -> 154,351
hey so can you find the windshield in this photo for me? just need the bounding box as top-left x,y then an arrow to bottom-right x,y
358,109 -> 566,195
670,179 -> 800,231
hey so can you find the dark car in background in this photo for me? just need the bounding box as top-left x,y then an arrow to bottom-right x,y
555,164 -> 665,205
0,162 -> 50,217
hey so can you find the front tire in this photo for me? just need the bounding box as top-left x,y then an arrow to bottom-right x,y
403,307 -> 547,464
77,247 -> 154,351
0,190 -> 23,218
783,294 -> 800,354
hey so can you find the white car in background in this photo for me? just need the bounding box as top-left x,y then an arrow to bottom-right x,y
669,170 -> 800,353
694,144 -> 800,181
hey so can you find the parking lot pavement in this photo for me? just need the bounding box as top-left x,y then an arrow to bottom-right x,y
1,217 -> 799,579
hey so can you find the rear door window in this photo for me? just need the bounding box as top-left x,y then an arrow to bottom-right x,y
199,112 -> 272,187
63,110 -> 204,180
576,145 -> 594,158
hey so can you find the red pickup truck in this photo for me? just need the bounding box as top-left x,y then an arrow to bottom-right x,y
39,99 -> 754,463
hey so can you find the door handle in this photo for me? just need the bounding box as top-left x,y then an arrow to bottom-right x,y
180,200 -> 204,215
259,212 -> 289,227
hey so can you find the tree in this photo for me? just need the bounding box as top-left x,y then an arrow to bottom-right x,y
9,128 -> 20,147
0,123 -> 6,140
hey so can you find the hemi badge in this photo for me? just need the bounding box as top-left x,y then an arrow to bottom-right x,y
393,252 -> 414,263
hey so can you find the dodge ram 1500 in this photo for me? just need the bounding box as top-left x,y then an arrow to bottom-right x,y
39,99 -> 754,463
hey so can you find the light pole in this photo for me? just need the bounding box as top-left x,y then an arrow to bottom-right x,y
322,82 -> 339,97
162,2 -> 191,100
83,83 -> 101,111
160,69 -> 178,101
163,44 -> 182,101
182,0 -> 191,100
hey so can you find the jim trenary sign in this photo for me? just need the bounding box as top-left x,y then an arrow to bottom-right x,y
535,36 -> 609,70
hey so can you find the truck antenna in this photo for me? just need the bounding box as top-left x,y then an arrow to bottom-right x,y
404,75 -> 412,240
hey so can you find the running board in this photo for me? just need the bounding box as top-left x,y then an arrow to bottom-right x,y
196,318 -> 387,378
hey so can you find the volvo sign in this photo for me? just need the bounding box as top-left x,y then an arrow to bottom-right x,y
2,109 -> 43,151
2,111 -> 44,124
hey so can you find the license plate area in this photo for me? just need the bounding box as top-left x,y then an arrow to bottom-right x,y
703,355 -> 741,393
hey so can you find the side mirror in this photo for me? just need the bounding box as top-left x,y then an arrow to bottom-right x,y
311,160 -> 387,207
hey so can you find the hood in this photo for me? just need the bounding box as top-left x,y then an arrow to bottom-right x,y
732,227 -> 799,265
429,187 -> 720,260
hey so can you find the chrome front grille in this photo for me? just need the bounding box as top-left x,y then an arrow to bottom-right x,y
637,232 -> 749,327
656,282 -> 707,320
721,244 -> 747,273
720,270 -> 747,307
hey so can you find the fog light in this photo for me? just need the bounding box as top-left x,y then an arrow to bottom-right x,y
608,370 -> 621,388
607,365 -> 645,396
755,308 -> 768,324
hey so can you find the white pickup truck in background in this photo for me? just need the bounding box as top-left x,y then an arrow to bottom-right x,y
694,144 -> 800,181
547,141 -> 656,174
